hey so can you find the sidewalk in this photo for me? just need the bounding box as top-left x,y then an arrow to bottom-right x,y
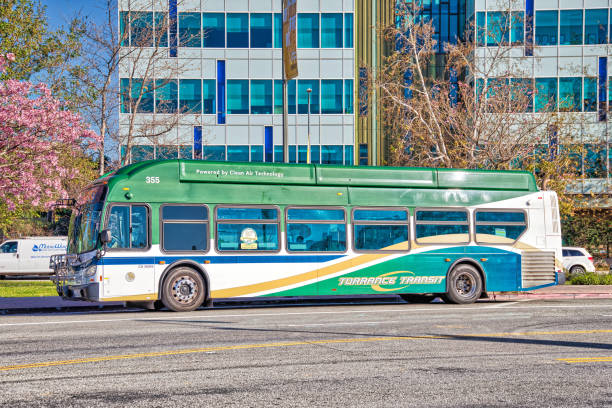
488,285 -> 612,301
0,297 -> 125,314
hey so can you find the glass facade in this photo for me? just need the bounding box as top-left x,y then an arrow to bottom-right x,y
298,14 -> 319,48
558,77 -> 581,112
227,13 -> 248,48
179,12 -> 201,47
179,79 -> 201,114
585,9 -> 608,45
203,13 -> 225,47
155,79 -> 178,113
227,80 -> 249,114
321,14 -> 343,48
250,80 -> 272,114
535,10 -> 558,46
250,13 -> 272,48
559,10 -> 582,45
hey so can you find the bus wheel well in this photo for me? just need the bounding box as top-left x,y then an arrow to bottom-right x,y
159,261 -> 210,304
446,258 -> 487,295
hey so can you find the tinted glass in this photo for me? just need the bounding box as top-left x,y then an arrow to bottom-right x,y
562,249 -> 569,257
354,210 -> 408,221
227,145 -> 249,162
344,13 -> 353,47
287,208 -> 344,221
287,223 -> 346,252
298,14 -> 319,48
487,11 -> 508,45
227,80 -> 249,114
155,79 -> 178,113
354,225 -> 408,251
0,242 -> 17,253
203,13 -> 225,47
558,77 -> 581,112
585,9 -> 608,45
475,225 -> 526,240
179,12 -> 201,47
570,249 -> 584,257
416,210 -> 467,222
227,13 -> 248,48
108,207 -> 130,249
510,11 -> 524,44
535,10 -> 558,46
321,80 -> 343,114
154,12 -> 169,47
298,79 -> 320,114
250,13 -> 272,48
559,10 -> 582,45
179,79 -> 202,113
131,206 -> 148,249
321,13 -> 342,48
217,223 -> 278,251
163,223 -> 207,251
163,205 -> 208,220
584,77 -> 597,112
476,211 -> 525,223
217,207 -> 278,220
535,78 -> 557,112
251,80 -> 273,114
131,12 -> 153,46
416,225 -> 469,240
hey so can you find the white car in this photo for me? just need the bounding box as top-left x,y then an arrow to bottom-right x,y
0,237 -> 67,278
562,247 -> 596,275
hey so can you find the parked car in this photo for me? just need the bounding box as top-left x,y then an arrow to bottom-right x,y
562,247 -> 596,275
0,237 -> 67,279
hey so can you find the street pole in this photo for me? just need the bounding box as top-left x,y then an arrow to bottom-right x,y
307,88 -> 312,164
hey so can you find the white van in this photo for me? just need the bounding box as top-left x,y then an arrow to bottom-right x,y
0,237 -> 67,278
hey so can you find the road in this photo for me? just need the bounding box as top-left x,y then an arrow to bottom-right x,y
0,299 -> 611,407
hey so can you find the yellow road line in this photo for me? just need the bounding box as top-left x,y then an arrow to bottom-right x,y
1,328 -> 611,372
558,357 -> 612,364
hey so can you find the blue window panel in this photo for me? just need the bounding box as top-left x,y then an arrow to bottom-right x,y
180,145 -> 193,159
288,79 -> 297,114
227,145 -> 249,162
132,79 -> 154,113
535,78 -> 557,112
203,13 -> 225,47
599,57 -> 607,121
344,145 -> 353,165
354,225 -> 409,251
510,78 -> 533,113
202,79 -> 215,114
288,208 -> 344,221
475,211 -> 525,223
217,60 -> 226,124
298,14 -> 319,48
227,13 -> 248,48
157,145 -> 179,160
584,144 -> 607,177
154,12 -> 169,47
311,145 -> 321,164
487,12 -> 508,45
227,80 -> 249,114
250,13 -> 272,48
559,10 -> 582,45
298,80 -> 320,114
178,12 -> 201,47
264,127 -> 273,163
131,145 -> 155,162
251,145 -> 264,162
131,12 -> 153,47
287,223 -> 346,252
344,13 -> 353,48
535,10 -> 558,46
358,143 -> 368,165
218,207 -> 278,220
416,210 -> 467,222
321,14 -> 343,48
120,12 -> 129,46
476,12 -> 486,46
354,209 -> 408,221
193,126 -> 202,159
155,79 -> 178,113
344,79 -> 354,114
584,77 -> 597,112
289,145 -> 297,163
169,0 -> 177,57
217,224 -> 279,251
250,80 -> 273,114
321,80 -> 343,114
298,145 -> 308,163
204,145 -> 225,161
120,78 -> 130,113
274,145 -> 284,162
585,9 -> 608,45
416,225 -> 469,240
525,0 -> 533,55
274,80 -> 283,114
558,77 -> 581,112
274,13 -> 282,48
510,11 -> 524,44
321,145 -> 343,165
163,223 -> 207,252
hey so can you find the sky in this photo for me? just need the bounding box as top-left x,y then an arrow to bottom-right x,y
41,0 -> 105,30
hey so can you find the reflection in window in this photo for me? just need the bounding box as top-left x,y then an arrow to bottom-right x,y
251,80 -> 273,114
584,77 -> 596,112
287,208 -> 346,252
203,13 -> 225,47
227,13 -> 248,48
179,79 -> 202,113
298,80 -> 320,114
535,10 -> 558,46
321,80 -> 343,114
204,145 -> 225,161
0,241 -> 17,253
487,12 -> 508,45
510,11 -> 524,44
475,210 -> 526,244
321,14 -> 342,48
298,14 -> 319,48
250,13 -> 272,48
415,209 -> 469,244
179,12 -> 201,47
535,78 -> 557,112
216,206 -> 279,252
344,13 -> 353,48
162,205 -> 208,252
227,80 -> 249,114
585,9 -> 608,45
227,145 -> 249,162
154,12 -> 169,47
155,79 -> 178,113
131,12 -> 153,47
558,77 -> 581,112
107,205 -> 148,249
559,10 -> 582,45
353,208 -> 409,251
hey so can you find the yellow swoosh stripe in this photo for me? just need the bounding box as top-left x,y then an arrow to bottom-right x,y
558,357 -> 612,363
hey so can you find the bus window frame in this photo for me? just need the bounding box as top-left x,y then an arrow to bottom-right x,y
214,204 -> 281,254
473,208 -> 528,245
351,206 -> 411,253
104,203 -> 152,252
159,203 -> 210,254
285,205 -> 348,254
413,207 -> 471,245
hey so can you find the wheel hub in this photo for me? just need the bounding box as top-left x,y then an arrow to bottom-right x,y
172,276 -> 198,303
455,273 -> 476,297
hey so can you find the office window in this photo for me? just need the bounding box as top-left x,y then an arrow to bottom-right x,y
321,14 -> 343,48
162,205 -> 208,252
216,206 -> 279,252
344,79 -> 354,114
321,145 -> 343,165
585,9 -> 608,45
510,11 -> 524,44
535,78 -> 557,112
227,145 -> 249,162
476,12 -> 486,46
535,10 -> 558,46
274,13 -> 282,48
298,145 -> 308,163
510,78 -> 534,113
584,144 -> 606,177
344,13 -> 353,48
251,145 -> 263,162
120,78 -> 130,113
202,79 -> 215,114
474,210 -> 527,244
132,79 -> 154,113
344,145 -> 353,165
487,11 -> 508,45
274,80 -> 283,114
227,80 -> 249,114
250,13 -> 272,48
227,13 -> 248,48
157,145 -> 179,159
286,208 -> 346,252
289,145 -> 297,163
353,208 -> 409,251
415,209 -> 469,244
154,12 -> 169,47
298,14 -> 319,48
321,80 -> 343,114
202,13 -> 225,47
274,145 -> 284,162
131,145 -> 155,162
155,79 -> 178,113
298,80 -> 320,114
250,80 -> 273,114
179,79 -> 201,114
558,77 -> 581,112
584,77 -> 597,112
131,12 -> 153,47
120,11 -> 129,46
178,12 -> 201,47
204,145 -> 225,161
559,9 -> 582,45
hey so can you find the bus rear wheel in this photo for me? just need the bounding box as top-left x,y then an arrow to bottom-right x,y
161,267 -> 206,312
444,264 -> 482,304
400,294 -> 436,303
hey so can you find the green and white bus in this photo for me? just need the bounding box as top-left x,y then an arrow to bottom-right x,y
52,160 -> 563,311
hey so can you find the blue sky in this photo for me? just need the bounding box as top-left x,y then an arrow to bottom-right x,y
41,0 -> 104,30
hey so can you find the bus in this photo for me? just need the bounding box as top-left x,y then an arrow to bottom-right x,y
51,160 -> 563,312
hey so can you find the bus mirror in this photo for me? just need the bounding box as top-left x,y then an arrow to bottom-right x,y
100,229 -> 112,245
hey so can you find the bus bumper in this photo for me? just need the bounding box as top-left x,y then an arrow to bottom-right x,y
61,283 -> 100,302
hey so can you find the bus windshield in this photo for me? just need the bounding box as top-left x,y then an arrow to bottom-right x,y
67,185 -> 107,254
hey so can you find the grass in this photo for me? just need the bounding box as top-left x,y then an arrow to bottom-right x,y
0,280 -> 58,297
567,273 -> 612,285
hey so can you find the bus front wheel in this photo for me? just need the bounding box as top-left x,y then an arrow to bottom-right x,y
161,267 -> 206,312
444,264 -> 482,304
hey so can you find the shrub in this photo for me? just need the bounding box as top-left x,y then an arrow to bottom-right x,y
568,273 -> 612,285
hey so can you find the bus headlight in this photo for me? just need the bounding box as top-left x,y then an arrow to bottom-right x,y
84,264 -> 97,277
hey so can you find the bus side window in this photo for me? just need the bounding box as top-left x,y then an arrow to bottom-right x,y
286,208 -> 346,253
474,210 -> 527,245
161,205 -> 208,252
107,205 -> 149,249
215,206 -> 279,252
414,209 -> 470,244
352,208 -> 409,252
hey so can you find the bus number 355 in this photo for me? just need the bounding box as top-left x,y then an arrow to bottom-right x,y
145,176 -> 160,184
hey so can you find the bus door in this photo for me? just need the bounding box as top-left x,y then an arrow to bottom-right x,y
102,204 -> 155,299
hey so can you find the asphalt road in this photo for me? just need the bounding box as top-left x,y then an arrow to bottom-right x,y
0,299 -> 611,407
